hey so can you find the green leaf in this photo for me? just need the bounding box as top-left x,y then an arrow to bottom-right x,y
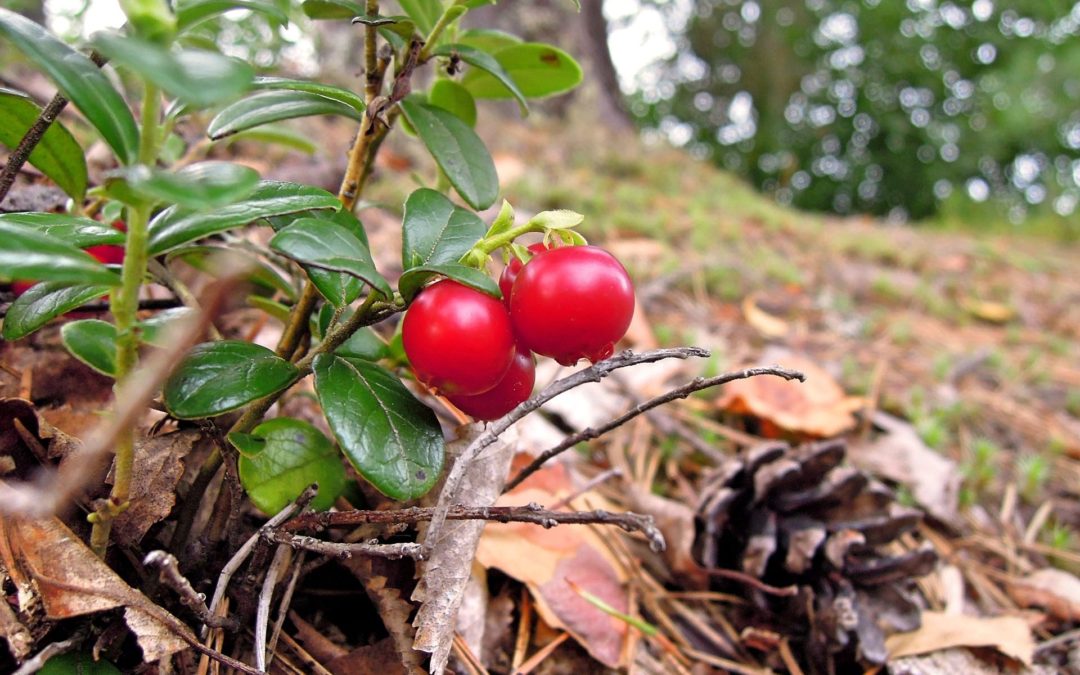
336,326 -> 388,361
252,76 -> 365,114
0,8 -> 139,164
91,32 -> 253,107
462,43 -> 583,100
301,0 -> 361,19
307,267 -> 363,308
0,223 -> 121,286
530,209 -> 584,230
164,341 -> 299,419
398,263 -> 500,302
226,124 -> 318,154
398,97 -> 498,210
0,213 -> 124,248
40,652 -> 121,675
270,218 -> 392,299
397,0 -> 440,34
428,78 -> 477,126
401,188 -> 485,270
60,319 -> 117,376
313,354 -> 443,500
0,87 -> 87,199
234,417 -> 346,514
457,28 -> 523,53
484,199 -> 515,238
138,307 -> 197,345
120,160 -> 260,210
1,282 -> 110,340
167,245 -> 296,299
433,44 -> 528,114
247,295 -> 292,323
175,0 -> 289,31
148,180 -> 340,254
208,90 -> 363,140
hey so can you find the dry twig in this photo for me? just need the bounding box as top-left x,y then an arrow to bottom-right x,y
144,551 -> 237,630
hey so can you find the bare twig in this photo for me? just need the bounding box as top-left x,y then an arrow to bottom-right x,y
256,544 -> 291,672
422,347 -> 710,557
11,636 -> 79,675
263,531 -> 424,559
548,468 -> 623,510
144,550 -> 238,630
267,551 -> 305,666
702,567 -> 799,598
504,365 -> 806,492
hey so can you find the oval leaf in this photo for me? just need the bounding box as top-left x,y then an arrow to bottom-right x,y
148,180 -> 340,254
92,32 -> 253,107
270,218 -> 392,299
307,267 -> 364,308
398,97 -> 498,210
234,417 -> 345,515
164,341 -> 299,419
398,263 -> 500,303
401,187 -> 485,270
60,319 -> 118,376
433,44 -> 528,114
225,124 -> 318,154
121,160 -> 260,210
0,8 -> 139,164
0,87 -> 87,199
1,282 -> 111,340
138,307 -> 197,346
0,213 -> 124,248
252,76 -> 366,113
0,222 -> 121,286
313,354 -> 443,500
428,78 -> 478,126
208,90 -> 364,140
175,0 -> 289,31
457,28 -> 522,53
301,0 -> 361,19
396,0 -> 440,34
462,43 -> 582,100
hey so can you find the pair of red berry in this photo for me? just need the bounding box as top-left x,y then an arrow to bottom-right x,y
402,244 -> 635,421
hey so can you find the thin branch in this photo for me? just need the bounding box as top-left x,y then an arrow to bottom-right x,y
421,347 -> 710,557
144,550 -> 238,630
266,551 -> 305,666
263,530 -> 424,559
282,504 -> 665,552
255,544 -> 290,672
0,52 -> 106,205
11,636 -> 79,675
504,365 -> 806,492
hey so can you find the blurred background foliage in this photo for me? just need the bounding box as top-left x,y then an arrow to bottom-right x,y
623,0 -> 1080,232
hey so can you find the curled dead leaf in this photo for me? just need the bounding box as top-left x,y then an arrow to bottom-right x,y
1007,568 -> 1080,623
885,611 -> 1034,666
742,293 -> 789,339
111,429 -> 201,547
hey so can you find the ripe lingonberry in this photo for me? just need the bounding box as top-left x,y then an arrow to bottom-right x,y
446,342 -> 535,421
509,245 -> 634,366
402,279 -> 515,395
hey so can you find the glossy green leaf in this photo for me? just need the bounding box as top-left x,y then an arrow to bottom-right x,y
0,223 -> 121,286
1,282 -> 111,340
0,87 -> 87,199
138,307 -> 197,345
398,97 -> 498,210
120,161 -> 260,210
60,319 -> 117,376
398,263 -> 500,302
433,44 -> 528,113
428,78 -> 477,126
252,76 -> 365,114
457,28 -> 523,53
270,218 -> 391,299
40,652 -> 121,675
400,188 -> 485,270
0,8 -> 139,164
0,213 -> 124,248
175,0 -> 289,31
234,417 -> 345,515
336,326 -> 388,361
247,295 -> 292,323
148,180 -> 340,254
300,0 -> 361,19
164,341 -> 299,419
462,43 -> 583,100
397,0 -> 440,34
168,245 -> 296,299
307,267 -> 363,308
226,124 -> 318,154
91,32 -> 253,107
208,90 -> 364,140
313,354 -> 443,500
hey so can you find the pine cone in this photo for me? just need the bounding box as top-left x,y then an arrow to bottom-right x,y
694,439 -> 936,673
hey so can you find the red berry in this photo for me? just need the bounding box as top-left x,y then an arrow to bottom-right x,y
85,244 -> 125,265
509,245 -> 634,366
10,279 -> 35,297
499,243 -> 549,307
403,279 -> 515,395
446,343 -> 535,421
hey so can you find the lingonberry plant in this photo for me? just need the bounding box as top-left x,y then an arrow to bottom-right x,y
0,0 -> 598,552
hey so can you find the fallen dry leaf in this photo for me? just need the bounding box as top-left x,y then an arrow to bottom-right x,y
742,293 -> 790,339
885,611 -> 1034,666
0,398 -> 83,472
327,637 -> 407,675
716,352 -> 863,437
625,488 -> 707,588
111,429 -> 201,547
848,412 -> 961,523
891,647 -> 1057,675
960,296 -> 1015,324
1007,568 -> 1080,622
0,578 -> 33,660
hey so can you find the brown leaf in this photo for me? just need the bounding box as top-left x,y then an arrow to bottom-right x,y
111,429 -> 201,547
848,412 -> 960,523
327,638 -> 407,675
0,398 -> 83,473
885,611 -> 1035,666
891,647 -> 1058,675
1007,568 -> 1080,622
716,353 -> 863,437
625,489 -> 707,587
742,293 -> 790,339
